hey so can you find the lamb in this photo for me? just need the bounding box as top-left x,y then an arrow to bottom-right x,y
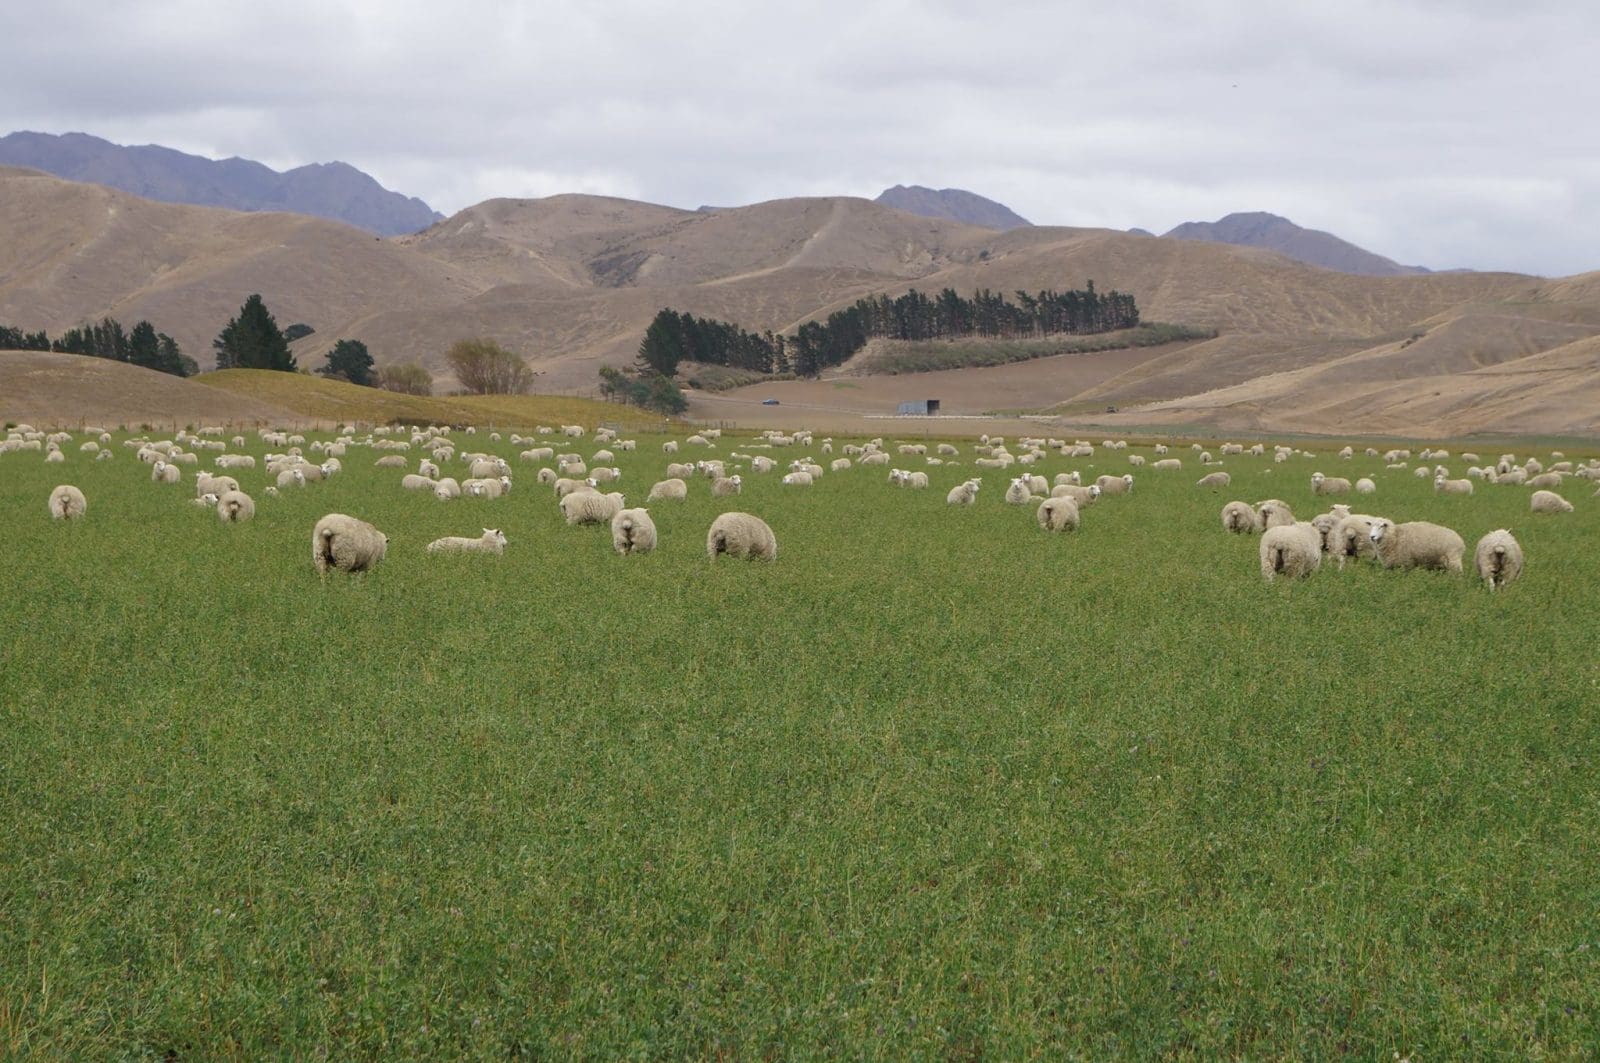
1094,474 -> 1133,495
611,508 -> 658,555
712,475 -> 743,496
1311,472 -> 1351,495
1221,500 -> 1260,534
427,528 -> 508,555
946,479 -> 981,505
1474,529 -> 1524,591
1368,518 -> 1464,573
1259,522 -> 1322,580
1036,496 -> 1080,532
48,484 -> 87,520
706,512 -> 777,561
560,490 -> 625,525
1196,471 -> 1231,489
312,514 -> 389,575
1530,489 -> 1573,514
190,492 -> 221,509
216,490 -> 255,523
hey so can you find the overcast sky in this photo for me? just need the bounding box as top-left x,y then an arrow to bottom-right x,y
3,0 -> 1595,276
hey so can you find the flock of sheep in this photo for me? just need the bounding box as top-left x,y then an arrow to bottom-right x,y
13,421 -> 1590,591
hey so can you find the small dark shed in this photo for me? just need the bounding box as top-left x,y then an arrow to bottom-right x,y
896,399 -> 941,415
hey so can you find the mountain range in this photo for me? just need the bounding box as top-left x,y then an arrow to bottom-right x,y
3,163 -> 1599,437
0,131 -> 442,237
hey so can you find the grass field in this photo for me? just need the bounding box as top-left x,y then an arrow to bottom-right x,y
3,428 -> 1598,1058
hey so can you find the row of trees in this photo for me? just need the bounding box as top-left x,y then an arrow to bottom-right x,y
1,318 -> 197,377
637,284 -> 1141,379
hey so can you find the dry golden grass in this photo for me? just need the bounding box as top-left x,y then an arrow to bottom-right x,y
0,350 -> 296,429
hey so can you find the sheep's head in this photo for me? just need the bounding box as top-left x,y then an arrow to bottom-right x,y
1311,472 -> 1325,484
1369,519 -> 1392,543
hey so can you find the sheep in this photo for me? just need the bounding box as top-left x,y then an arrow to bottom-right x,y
1004,478 -> 1035,505
48,484 -> 87,520
1053,472 -> 1082,486
1434,475 -> 1473,496
1259,523 -> 1323,580
1046,484 -> 1096,509
427,528 -> 508,555
706,512 -> 777,561
1355,478 -> 1376,494
1128,454 -> 1146,466
1256,499 -> 1295,529
1368,519 -> 1464,573
44,449 -> 65,464
560,490 -> 625,525
1196,471 -> 1231,489
591,449 -> 616,464
1151,458 -> 1182,471
1036,496 -> 1080,532
1309,511 -> 1345,553
553,477 -> 591,499
216,490 -> 255,523
375,455 -> 407,469
611,508 -> 658,555
1094,474 -> 1133,495
1311,472 -> 1351,495
666,462 -> 697,479
712,475 -> 743,497
1330,514 -> 1380,568
311,514 -> 388,575
468,458 -> 504,479
151,460 -> 181,484
1221,500 -> 1260,534
589,466 -> 622,484
1023,474 -> 1048,495
663,440 -> 679,454
464,476 -> 512,499
782,471 -> 814,487
401,474 -> 437,491
647,478 -> 688,501
1474,530 -> 1524,591
831,457 -> 852,472
1530,489 -> 1573,514
946,479 -> 981,505
196,473 -> 240,497
433,477 -> 462,500
906,472 -> 929,489
276,468 -> 307,489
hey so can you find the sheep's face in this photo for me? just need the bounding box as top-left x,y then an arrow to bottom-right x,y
1369,520 -> 1391,543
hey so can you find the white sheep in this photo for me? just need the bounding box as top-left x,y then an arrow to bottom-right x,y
427,528 -> 508,555
151,460 -> 181,484
560,490 -> 625,525
1196,471 -> 1231,489
1256,499 -> 1295,529
434,478 -> 462,500
611,508 -> 658,555
1530,489 -> 1573,514
401,474 -> 437,491
782,471 -> 814,487
1051,484 -> 1100,506
1036,496 -> 1080,532
1434,475 -> 1473,496
1311,472 -> 1351,495
946,479 -> 981,505
647,478 -> 688,501
706,512 -> 777,561
1368,519 -> 1464,573
374,455 -> 407,469
1259,522 -> 1323,580
1221,500 -> 1260,534
217,490 -> 255,523
906,471 -> 929,489
712,475 -> 743,496
48,484 -> 87,520
276,468 -> 307,489
1094,474 -> 1133,495
1355,478 -> 1376,494
312,514 -> 388,575
1330,514 -> 1380,568
1004,478 -> 1034,505
1474,530 -> 1524,591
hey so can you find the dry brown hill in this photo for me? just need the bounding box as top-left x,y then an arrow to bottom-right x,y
0,350 -> 299,427
4,167 -> 1599,437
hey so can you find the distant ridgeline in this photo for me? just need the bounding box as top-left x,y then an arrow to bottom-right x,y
1,318 -> 196,377
639,284 -> 1139,378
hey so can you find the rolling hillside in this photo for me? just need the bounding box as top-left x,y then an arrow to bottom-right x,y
3,166 -> 1598,437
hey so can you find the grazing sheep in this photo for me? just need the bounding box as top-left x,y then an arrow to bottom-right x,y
1474,529 -> 1524,591
464,476 -> 510,499
1095,474 -> 1133,495
1196,471 -> 1231,489
560,490 -> 625,525
375,455 -> 407,469
706,512 -> 777,561
666,462 -> 697,479
611,508 -> 658,555
401,474 -> 437,491
712,474 -> 743,496
151,460 -> 181,484
1530,489 -> 1573,514
1257,499 -> 1295,529
1331,514 -> 1380,568
276,468 -> 307,489
906,472 -> 929,489
48,484 -> 87,520
1526,472 -> 1564,489
216,490 -> 255,523
647,478 -> 689,501
196,473 -> 240,497
311,514 -> 388,575
427,528 -> 508,555
434,478 -> 462,500
1434,475 -> 1474,496
1368,519 -> 1464,573
1311,472 -> 1351,495
190,492 -> 221,509
1221,500 -> 1260,534
782,471 -> 814,486
946,479 -> 981,505
1259,523 -> 1323,580
1151,458 -> 1182,471
1354,478 -> 1376,494
1036,496 -> 1080,532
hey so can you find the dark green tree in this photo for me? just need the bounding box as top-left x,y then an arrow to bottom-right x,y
127,320 -> 161,371
214,294 -> 296,371
283,323 -> 316,342
318,339 -> 375,386
637,311 -> 686,377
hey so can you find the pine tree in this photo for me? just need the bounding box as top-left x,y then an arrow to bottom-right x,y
318,339 -> 375,386
214,294 -> 295,371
